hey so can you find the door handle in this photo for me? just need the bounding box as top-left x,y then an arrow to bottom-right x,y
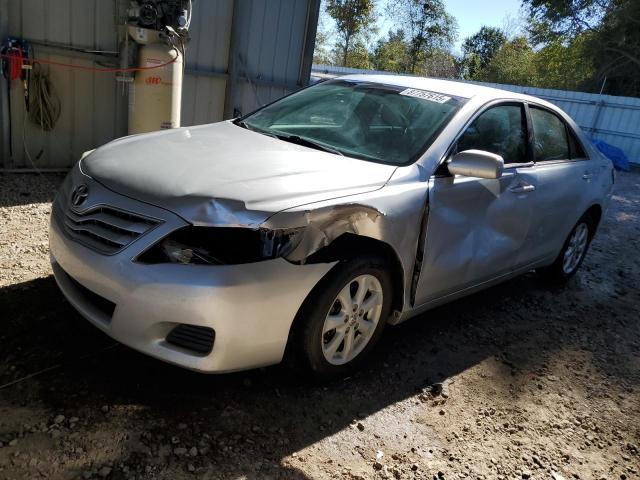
582,173 -> 594,180
509,184 -> 535,193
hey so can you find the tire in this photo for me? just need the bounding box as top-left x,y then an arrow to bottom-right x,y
291,255 -> 393,378
538,214 -> 595,283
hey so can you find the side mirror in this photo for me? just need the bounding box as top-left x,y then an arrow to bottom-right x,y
448,149 -> 504,179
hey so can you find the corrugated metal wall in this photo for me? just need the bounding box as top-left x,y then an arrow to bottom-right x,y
182,0 -> 233,127
228,0 -> 315,117
3,0 -> 126,168
0,0 -> 320,168
312,64 -> 640,164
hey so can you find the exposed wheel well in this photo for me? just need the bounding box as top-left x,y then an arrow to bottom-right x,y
584,204 -> 603,237
305,233 -> 405,314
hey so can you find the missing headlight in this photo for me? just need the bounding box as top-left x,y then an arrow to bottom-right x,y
136,226 -> 304,265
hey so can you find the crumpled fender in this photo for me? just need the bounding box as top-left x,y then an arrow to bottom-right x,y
260,165 -> 431,311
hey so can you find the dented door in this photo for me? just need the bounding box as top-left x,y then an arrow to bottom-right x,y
414,164 -> 537,305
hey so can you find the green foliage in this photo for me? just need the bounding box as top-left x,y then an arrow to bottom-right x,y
387,0 -> 457,74
524,0 -> 609,43
371,27 -> 460,78
461,26 -> 507,79
371,30 -> 410,72
476,37 -> 538,86
421,49 -> 460,78
587,0 -> 640,96
522,0 -> 640,96
326,0 -> 377,66
313,28 -> 333,65
534,35 -> 595,90
342,40 -> 373,69
313,0 -> 639,96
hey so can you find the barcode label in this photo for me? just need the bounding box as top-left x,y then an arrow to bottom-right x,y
399,88 -> 451,103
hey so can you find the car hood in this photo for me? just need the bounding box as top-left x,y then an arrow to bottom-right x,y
82,122 -> 396,226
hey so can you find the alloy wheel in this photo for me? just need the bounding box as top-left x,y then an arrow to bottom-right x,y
562,222 -> 589,274
321,274 -> 383,365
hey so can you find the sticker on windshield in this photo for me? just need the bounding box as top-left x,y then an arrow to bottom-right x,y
399,88 -> 451,103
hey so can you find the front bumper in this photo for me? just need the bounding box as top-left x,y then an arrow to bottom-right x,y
49,174 -> 334,373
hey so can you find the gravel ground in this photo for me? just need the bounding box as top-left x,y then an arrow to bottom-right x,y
0,170 -> 638,480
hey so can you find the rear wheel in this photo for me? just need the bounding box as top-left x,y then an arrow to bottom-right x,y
293,256 -> 393,378
538,215 -> 594,283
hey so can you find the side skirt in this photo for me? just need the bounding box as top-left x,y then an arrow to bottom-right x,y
395,256 -> 555,324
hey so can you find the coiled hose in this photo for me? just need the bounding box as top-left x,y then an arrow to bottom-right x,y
28,69 -> 60,131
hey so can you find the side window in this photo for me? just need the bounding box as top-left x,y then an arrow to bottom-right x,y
530,107 -> 570,161
567,128 -> 587,159
457,104 -> 527,164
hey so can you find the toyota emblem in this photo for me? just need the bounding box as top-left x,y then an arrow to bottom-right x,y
71,184 -> 89,207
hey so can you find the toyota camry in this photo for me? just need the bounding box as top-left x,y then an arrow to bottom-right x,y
50,75 -> 614,376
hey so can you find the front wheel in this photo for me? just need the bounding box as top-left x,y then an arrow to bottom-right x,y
293,256 -> 393,378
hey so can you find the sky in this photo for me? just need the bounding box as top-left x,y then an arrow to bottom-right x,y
376,0 -> 524,54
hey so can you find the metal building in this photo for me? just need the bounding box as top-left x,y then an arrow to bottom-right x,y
0,0 -> 320,169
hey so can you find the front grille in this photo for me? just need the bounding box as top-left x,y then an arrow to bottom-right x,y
166,325 -> 215,355
62,205 -> 161,255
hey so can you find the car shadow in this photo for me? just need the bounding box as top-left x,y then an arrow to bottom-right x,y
1,264 -> 636,479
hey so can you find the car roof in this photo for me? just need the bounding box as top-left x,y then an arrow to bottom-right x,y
339,74 -> 554,106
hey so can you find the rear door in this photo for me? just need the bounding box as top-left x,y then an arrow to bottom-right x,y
414,102 -> 538,305
525,104 -> 597,261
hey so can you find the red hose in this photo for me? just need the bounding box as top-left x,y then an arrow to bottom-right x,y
0,53 -> 177,73
8,50 -> 23,80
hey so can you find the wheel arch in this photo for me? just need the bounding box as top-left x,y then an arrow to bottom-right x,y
283,233 -> 404,368
303,233 -> 405,315
584,203 -> 603,237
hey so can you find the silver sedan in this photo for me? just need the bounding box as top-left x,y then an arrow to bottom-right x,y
49,75 -> 614,376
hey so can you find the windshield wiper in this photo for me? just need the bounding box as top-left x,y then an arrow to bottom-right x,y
235,120 -> 280,139
237,121 -> 344,156
274,134 -> 344,156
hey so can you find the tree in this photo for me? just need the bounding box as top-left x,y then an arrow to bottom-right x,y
421,49 -> 459,78
340,39 -> 373,69
477,37 -> 538,86
587,0 -> 640,95
326,0 -> 377,67
534,34 -> 595,90
371,29 -> 410,72
313,4 -> 334,65
461,26 -> 507,79
523,0 -> 640,96
387,0 -> 457,74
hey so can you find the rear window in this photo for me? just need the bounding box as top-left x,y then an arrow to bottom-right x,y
567,128 -> 587,159
530,107 -> 570,162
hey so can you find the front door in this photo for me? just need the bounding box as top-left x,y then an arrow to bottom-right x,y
414,102 -> 538,305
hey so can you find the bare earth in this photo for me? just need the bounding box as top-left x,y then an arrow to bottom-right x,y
0,171 -> 638,480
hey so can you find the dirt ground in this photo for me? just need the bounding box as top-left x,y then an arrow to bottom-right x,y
0,170 -> 638,480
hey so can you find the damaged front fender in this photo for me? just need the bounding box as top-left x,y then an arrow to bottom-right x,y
269,204 -> 385,263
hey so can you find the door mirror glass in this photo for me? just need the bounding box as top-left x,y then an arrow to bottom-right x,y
448,149 -> 504,179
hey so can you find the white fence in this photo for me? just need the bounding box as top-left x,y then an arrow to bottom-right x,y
312,64 -> 640,165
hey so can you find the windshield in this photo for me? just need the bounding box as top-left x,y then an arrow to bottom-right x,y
238,79 -> 466,165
